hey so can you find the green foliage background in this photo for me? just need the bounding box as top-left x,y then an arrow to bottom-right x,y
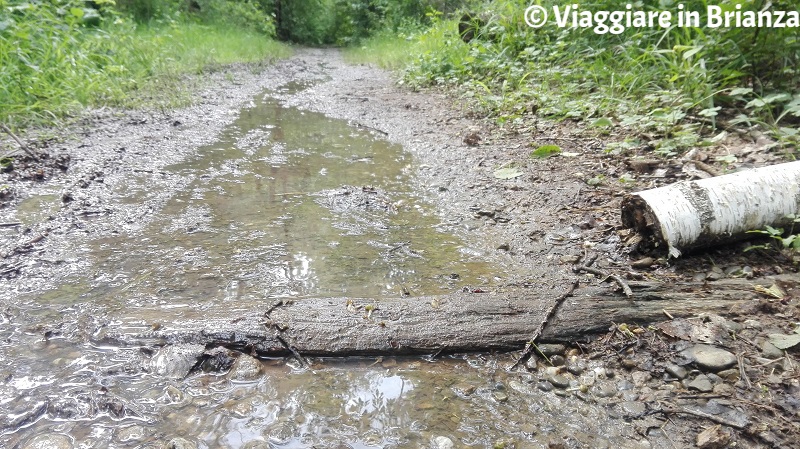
392,0 -> 800,155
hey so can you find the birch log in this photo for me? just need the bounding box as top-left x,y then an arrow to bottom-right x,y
622,161 -> 800,257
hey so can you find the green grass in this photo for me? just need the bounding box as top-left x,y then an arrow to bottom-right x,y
349,0 -> 800,156
344,21 -> 466,72
0,3 -> 290,129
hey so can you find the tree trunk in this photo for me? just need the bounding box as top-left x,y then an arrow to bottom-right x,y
102,277 -> 781,356
622,160 -> 800,257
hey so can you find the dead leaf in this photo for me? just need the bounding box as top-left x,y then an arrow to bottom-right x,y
493,167 -> 524,179
754,283 -> 785,299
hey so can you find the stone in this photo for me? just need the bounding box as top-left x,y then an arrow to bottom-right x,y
22,434 -> 73,449
594,383 -> 617,398
724,266 -> 742,277
688,375 -> 714,392
760,340 -> 785,359
665,364 -> 688,380
696,424 -> 731,449
631,371 -> 650,387
717,369 -> 739,382
617,380 -> 634,391
163,437 -> 197,449
549,355 -> 566,367
151,344 -> 205,379
432,436 -> 454,449
619,401 -> 646,417
681,345 -> 737,372
537,381 -> 554,392
712,383 -> 735,395
228,354 -> 264,381
492,391 -> 509,402
536,344 -> 566,356
566,363 -> 584,376
546,374 -> 570,389
453,383 -> 476,396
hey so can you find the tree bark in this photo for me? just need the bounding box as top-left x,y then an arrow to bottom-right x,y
622,160 -> 800,257
102,277 -> 781,356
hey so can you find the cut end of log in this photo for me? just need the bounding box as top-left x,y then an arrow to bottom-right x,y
621,194 -> 678,256
622,161 -> 800,258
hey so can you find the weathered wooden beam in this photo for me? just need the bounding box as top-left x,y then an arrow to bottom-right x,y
101,277 -> 772,356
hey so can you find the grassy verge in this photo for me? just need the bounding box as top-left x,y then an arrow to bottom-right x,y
349,0 -> 800,158
0,2 -> 290,129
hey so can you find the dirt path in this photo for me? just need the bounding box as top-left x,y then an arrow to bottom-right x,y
1,49 -> 799,448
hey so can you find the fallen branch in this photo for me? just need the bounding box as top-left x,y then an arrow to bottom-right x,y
622,160 -> 800,257
1,123 -> 39,161
510,280 -> 579,370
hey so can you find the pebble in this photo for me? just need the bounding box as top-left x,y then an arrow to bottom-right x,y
453,383 -> 476,396
760,340 -> 785,359
706,266 -> 724,281
621,359 -> 637,370
717,369 -> 740,382
692,272 -> 707,282
547,374 -> 570,389
432,436 -> 454,449
631,371 -> 650,387
617,380 -> 634,391
594,383 -> 617,398
741,266 -> 754,278
631,257 -> 654,269
724,266 -> 742,277
549,355 -> 566,367
228,354 -> 264,381
492,391 -> 509,402
696,424 -> 731,449
22,434 -> 73,449
665,363 -> 688,380
680,344 -> 737,372
688,374 -> 714,392
163,437 -> 197,449
536,344 -> 566,356
566,363 -> 584,376
619,401 -> 646,417
713,383 -> 735,395
537,381 -> 554,392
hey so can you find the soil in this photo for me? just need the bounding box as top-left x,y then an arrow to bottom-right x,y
1,48 -> 799,448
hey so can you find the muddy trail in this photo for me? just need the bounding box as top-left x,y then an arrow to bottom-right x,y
1,49 -> 799,448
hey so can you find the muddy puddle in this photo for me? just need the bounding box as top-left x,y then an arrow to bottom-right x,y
0,82 -> 646,448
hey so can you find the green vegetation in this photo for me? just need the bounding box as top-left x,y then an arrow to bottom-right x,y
1,0 -> 289,128
352,0 -> 800,158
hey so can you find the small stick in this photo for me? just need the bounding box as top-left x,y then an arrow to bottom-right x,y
275,333 -> 310,369
1,123 -> 39,161
575,265 -> 633,297
510,280 -> 579,370
0,222 -> 22,228
662,309 -> 675,320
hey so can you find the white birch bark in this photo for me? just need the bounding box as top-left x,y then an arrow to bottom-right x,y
622,160 -> 800,257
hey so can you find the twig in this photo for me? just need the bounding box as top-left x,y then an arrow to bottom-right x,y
275,333 -> 310,369
738,354 -> 752,389
693,160 -> 723,177
574,265 -> 633,297
1,123 -> 39,161
352,121 -> 388,136
659,403 -> 747,430
0,222 -> 22,228
510,280 -> 579,370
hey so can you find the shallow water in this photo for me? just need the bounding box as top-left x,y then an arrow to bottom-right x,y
0,85 -> 646,448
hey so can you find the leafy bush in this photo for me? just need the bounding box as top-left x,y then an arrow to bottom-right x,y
397,0 -> 799,155
0,0 -> 288,127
